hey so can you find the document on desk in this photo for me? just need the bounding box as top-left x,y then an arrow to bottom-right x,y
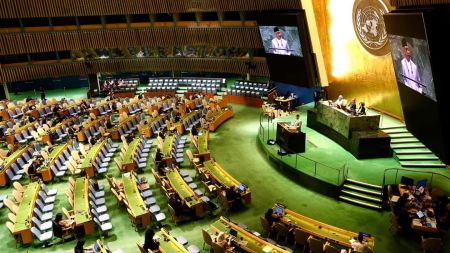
262,245 -> 273,252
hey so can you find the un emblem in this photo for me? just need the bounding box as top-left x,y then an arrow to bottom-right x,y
353,0 -> 390,56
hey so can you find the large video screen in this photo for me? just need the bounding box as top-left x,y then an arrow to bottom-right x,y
257,11 -> 316,87
388,35 -> 436,101
259,26 -> 303,57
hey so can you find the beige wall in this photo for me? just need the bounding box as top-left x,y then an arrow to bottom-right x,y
310,0 -> 404,119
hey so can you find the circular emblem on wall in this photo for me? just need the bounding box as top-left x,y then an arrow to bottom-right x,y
353,0 -> 390,56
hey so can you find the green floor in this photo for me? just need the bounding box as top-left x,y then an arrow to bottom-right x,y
1,96 -> 449,253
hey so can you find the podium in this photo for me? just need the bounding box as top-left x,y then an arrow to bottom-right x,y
276,122 -> 306,153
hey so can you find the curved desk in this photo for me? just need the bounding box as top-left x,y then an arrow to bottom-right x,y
209,108 -> 234,132
74,177 -> 94,235
80,140 -> 106,177
203,161 -> 251,204
122,138 -> 140,172
210,216 -> 290,253
13,182 -> 40,244
122,173 -> 151,227
158,228 -> 189,253
274,204 -> 375,250
40,142 -> 71,181
166,169 -> 203,217
0,144 -> 31,186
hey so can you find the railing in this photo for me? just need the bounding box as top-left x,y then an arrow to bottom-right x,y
259,112 -> 348,186
382,167 -> 450,197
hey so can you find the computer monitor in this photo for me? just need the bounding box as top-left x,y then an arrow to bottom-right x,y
416,179 -> 427,189
359,232 -> 371,238
275,206 -> 284,215
401,176 -> 414,186
238,183 -> 247,192
229,229 -> 238,237
93,241 -> 101,252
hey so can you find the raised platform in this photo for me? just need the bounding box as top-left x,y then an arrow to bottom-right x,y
307,109 -> 392,159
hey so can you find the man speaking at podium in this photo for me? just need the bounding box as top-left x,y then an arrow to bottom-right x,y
271,27 -> 291,55
401,38 -> 422,93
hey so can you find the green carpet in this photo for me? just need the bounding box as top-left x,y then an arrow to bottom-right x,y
1,99 -> 449,253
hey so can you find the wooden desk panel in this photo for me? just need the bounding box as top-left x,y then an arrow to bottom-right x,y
13,182 -> 40,244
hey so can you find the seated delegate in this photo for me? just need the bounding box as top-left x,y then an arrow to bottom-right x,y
335,95 -> 344,109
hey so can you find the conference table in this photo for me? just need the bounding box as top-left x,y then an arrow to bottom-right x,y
122,173 -> 151,227
13,182 -> 40,244
203,161 -> 251,204
209,216 -> 291,253
39,142 -> 70,182
396,184 -> 439,234
166,169 -> 203,217
208,107 -> 234,132
73,177 -> 95,235
80,140 -> 106,177
158,228 -> 189,253
274,204 -> 375,250
122,138 -> 140,172
275,96 -> 295,112
75,116 -> 105,142
0,144 -> 31,186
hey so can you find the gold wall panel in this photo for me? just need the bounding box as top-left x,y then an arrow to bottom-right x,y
312,0 -> 404,119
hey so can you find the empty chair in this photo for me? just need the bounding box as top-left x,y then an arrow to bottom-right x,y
31,226 -> 53,245
35,198 -> 54,213
90,200 -> 108,214
93,217 -> 113,235
91,208 -> 110,222
11,163 -> 24,175
41,183 -> 57,196
6,169 -> 22,182
308,236 -> 325,253
294,228 -> 309,250
34,208 -> 52,221
38,191 -> 56,204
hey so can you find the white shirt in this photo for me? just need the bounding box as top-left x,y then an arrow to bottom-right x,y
271,38 -> 290,55
401,58 -> 422,93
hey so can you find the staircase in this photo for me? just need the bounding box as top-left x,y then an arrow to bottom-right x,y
382,126 -> 446,169
339,179 -> 383,210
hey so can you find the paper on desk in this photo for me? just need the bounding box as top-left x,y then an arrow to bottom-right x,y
262,246 -> 273,252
